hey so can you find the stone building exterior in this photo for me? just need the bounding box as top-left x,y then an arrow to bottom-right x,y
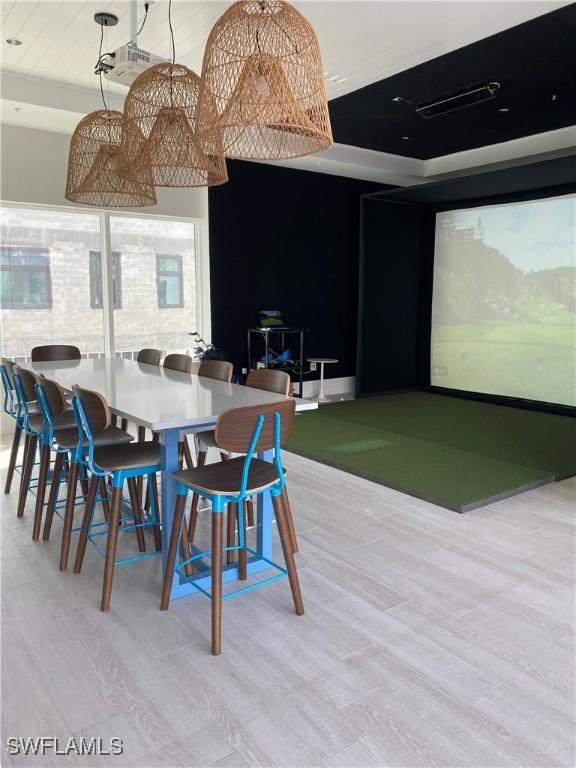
1,206 -> 198,360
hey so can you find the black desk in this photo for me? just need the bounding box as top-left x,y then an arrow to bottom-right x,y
247,328 -> 307,397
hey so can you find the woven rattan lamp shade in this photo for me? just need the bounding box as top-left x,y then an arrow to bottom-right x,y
120,63 -> 228,188
196,0 -> 332,161
65,110 -> 157,208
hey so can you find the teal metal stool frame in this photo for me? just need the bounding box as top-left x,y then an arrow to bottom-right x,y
12,366 -> 47,519
71,385 -> 163,611
1,358 -> 25,494
161,399 -> 303,656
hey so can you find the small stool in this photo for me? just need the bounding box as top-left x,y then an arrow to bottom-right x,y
307,358 -> 338,402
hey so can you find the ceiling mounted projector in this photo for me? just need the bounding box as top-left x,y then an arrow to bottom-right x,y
103,44 -> 168,86
415,82 -> 501,119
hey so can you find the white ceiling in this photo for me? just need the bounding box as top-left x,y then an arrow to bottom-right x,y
1,0 -> 574,186
1,1 -> 570,99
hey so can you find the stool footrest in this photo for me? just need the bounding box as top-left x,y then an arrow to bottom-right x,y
175,547 -> 288,600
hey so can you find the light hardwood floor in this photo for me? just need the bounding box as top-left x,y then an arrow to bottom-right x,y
1,437 -> 574,768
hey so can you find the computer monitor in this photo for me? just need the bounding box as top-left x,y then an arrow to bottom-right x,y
258,310 -> 286,328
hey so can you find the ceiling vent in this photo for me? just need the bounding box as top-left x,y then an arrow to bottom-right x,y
415,82 -> 500,118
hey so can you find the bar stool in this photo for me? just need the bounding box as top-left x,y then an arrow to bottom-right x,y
12,365 -> 64,521
28,373 -> 77,540
31,345 -> 81,362
34,376 -> 135,569
72,385 -> 164,611
161,399 -> 303,655
1,357 -> 24,494
188,367 -> 298,558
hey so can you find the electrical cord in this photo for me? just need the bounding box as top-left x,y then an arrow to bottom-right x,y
97,23 -> 108,111
134,2 -> 150,41
94,2 -> 151,78
168,0 -> 175,64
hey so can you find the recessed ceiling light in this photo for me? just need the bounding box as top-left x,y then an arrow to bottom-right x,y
552,94 -> 558,101
498,107 -> 510,113
6,38 -> 22,45
401,136 -> 410,141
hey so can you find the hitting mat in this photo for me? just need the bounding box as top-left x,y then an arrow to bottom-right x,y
285,392 -> 576,512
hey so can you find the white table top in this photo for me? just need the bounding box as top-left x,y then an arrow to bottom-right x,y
28,357 -> 317,432
306,358 -> 339,364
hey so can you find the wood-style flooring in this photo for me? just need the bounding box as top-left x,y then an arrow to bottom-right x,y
1,441 -> 574,767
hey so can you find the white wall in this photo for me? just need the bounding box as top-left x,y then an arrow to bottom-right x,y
0,123 -> 208,219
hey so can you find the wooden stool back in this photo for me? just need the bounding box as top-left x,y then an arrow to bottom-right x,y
199,359 -> 233,383
1,357 -> 15,387
31,345 -> 81,362
72,385 -> 111,432
215,399 -> 295,454
137,348 -> 161,366
13,365 -> 38,402
246,369 -> 290,396
164,353 -> 192,374
36,376 -> 68,417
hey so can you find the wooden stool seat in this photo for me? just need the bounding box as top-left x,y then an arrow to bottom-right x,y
174,457 -> 284,497
92,441 -> 161,472
27,409 -> 76,433
54,424 -> 133,450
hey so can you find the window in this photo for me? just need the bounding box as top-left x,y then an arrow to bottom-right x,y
0,246 -> 52,309
89,251 -> 122,309
1,206 -> 202,360
156,255 -> 183,308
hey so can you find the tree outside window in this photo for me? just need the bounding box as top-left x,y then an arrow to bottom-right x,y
0,246 -> 52,309
156,255 -> 183,308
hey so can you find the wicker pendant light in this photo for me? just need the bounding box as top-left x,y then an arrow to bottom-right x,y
66,109 -> 157,207
196,0 -> 333,161
119,63 -> 228,188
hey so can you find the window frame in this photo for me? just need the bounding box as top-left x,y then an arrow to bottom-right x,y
0,201 -> 210,357
0,245 -> 53,310
89,250 -> 122,310
156,254 -> 184,309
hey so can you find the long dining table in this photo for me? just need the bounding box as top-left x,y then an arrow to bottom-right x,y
27,356 -> 317,601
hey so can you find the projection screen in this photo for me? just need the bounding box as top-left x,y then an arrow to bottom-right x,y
431,194 -> 575,407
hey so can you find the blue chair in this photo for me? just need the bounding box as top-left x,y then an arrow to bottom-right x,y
160,399 -> 303,656
71,385 -> 163,611
34,376 -> 134,567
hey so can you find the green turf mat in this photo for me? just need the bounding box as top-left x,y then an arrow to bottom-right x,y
285,393 -> 576,511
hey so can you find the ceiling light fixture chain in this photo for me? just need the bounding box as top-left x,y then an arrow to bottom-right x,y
65,9 -> 157,208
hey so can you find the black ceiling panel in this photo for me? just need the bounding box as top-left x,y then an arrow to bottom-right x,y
329,4 -> 576,159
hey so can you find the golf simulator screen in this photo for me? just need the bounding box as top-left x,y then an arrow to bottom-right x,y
431,193 -> 576,407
